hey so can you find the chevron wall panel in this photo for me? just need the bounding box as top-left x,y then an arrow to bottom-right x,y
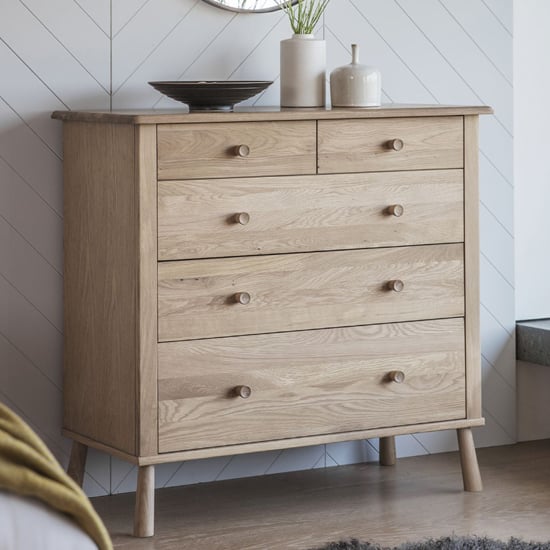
1,0 -> 514,497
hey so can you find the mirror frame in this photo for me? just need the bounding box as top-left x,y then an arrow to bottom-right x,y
202,0 -> 297,13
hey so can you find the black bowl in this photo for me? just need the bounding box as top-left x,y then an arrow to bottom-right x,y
148,81 -> 273,111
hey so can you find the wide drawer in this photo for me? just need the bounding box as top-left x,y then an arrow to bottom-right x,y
157,121 -> 316,180
157,243 -> 464,341
318,116 -> 463,174
158,318 -> 466,452
158,170 -> 464,261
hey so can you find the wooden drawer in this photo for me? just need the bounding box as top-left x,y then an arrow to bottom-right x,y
157,243 -> 464,341
157,121 -> 316,180
158,318 -> 466,452
318,116 -> 463,174
158,170 -> 464,261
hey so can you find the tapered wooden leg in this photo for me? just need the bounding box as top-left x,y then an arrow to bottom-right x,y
379,436 -> 396,466
67,441 -> 88,487
457,428 -> 483,492
134,465 -> 155,537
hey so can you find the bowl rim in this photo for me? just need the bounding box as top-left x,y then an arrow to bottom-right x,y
149,80 -> 273,86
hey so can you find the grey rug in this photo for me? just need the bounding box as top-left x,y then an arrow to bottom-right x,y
312,537 -> 550,550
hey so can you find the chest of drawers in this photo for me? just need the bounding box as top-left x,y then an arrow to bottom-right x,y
53,105 -> 491,538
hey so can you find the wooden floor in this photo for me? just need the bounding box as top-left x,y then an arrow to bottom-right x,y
92,440 -> 550,549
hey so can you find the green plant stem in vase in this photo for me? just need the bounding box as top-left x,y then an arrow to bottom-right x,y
280,0 -> 330,35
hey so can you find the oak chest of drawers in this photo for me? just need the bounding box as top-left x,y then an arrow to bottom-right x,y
53,105 -> 491,537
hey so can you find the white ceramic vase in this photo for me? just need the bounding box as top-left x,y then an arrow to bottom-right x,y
280,34 -> 326,108
330,44 -> 381,107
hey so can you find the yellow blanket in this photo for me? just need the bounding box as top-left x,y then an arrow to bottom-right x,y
0,402 -> 112,550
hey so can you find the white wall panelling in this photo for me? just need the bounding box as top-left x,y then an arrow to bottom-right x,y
1,0 -> 514,497
514,0 -> 550,320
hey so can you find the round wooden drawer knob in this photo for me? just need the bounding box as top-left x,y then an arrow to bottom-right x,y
234,144 -> 250,158
387,370 -> 405,384
387,204 -> 404,217
386,138 -> 404,151
234,292 -> 251,305
234,385 -> 252,399
386,280 -> 404,292
233,212 -> 250,225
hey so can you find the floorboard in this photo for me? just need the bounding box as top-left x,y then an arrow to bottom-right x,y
92,440 -> 550,549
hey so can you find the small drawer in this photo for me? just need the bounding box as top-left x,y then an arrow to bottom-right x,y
157,121 -> 316,180
157,243 -> 464,342
318,116 -> 464,174
158,170 -> 464,261
158,318 -> 466,452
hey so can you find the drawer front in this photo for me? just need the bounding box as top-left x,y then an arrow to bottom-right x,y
157,121 -> 316,180
158,243 -> 464,341
158,170 -> 464,261
318,116 -> 464,174
158,318 -> 466,452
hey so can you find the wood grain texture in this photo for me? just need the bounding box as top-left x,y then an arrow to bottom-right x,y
139,418 -> 485,465
63,121 -> 137,455
158,170 -> 464,261
51,104 -> 493,124
157,121 -> 316,180
318,117 -> 464,174
464,116 -> 482,420
58,111 -> 486,523
63,429 -> 139,464
134,465 -> 155,537
157,319 -> 466,453
135,125 -> 158,457
157,244 -> 465,342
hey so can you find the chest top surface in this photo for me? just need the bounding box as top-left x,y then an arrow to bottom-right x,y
51,104 -> 492,125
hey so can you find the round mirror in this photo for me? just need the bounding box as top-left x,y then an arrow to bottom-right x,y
203,0 -> 297,13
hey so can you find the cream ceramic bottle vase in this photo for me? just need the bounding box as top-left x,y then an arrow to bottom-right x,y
330,44 -> 381,107
280,34 -> 326,107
